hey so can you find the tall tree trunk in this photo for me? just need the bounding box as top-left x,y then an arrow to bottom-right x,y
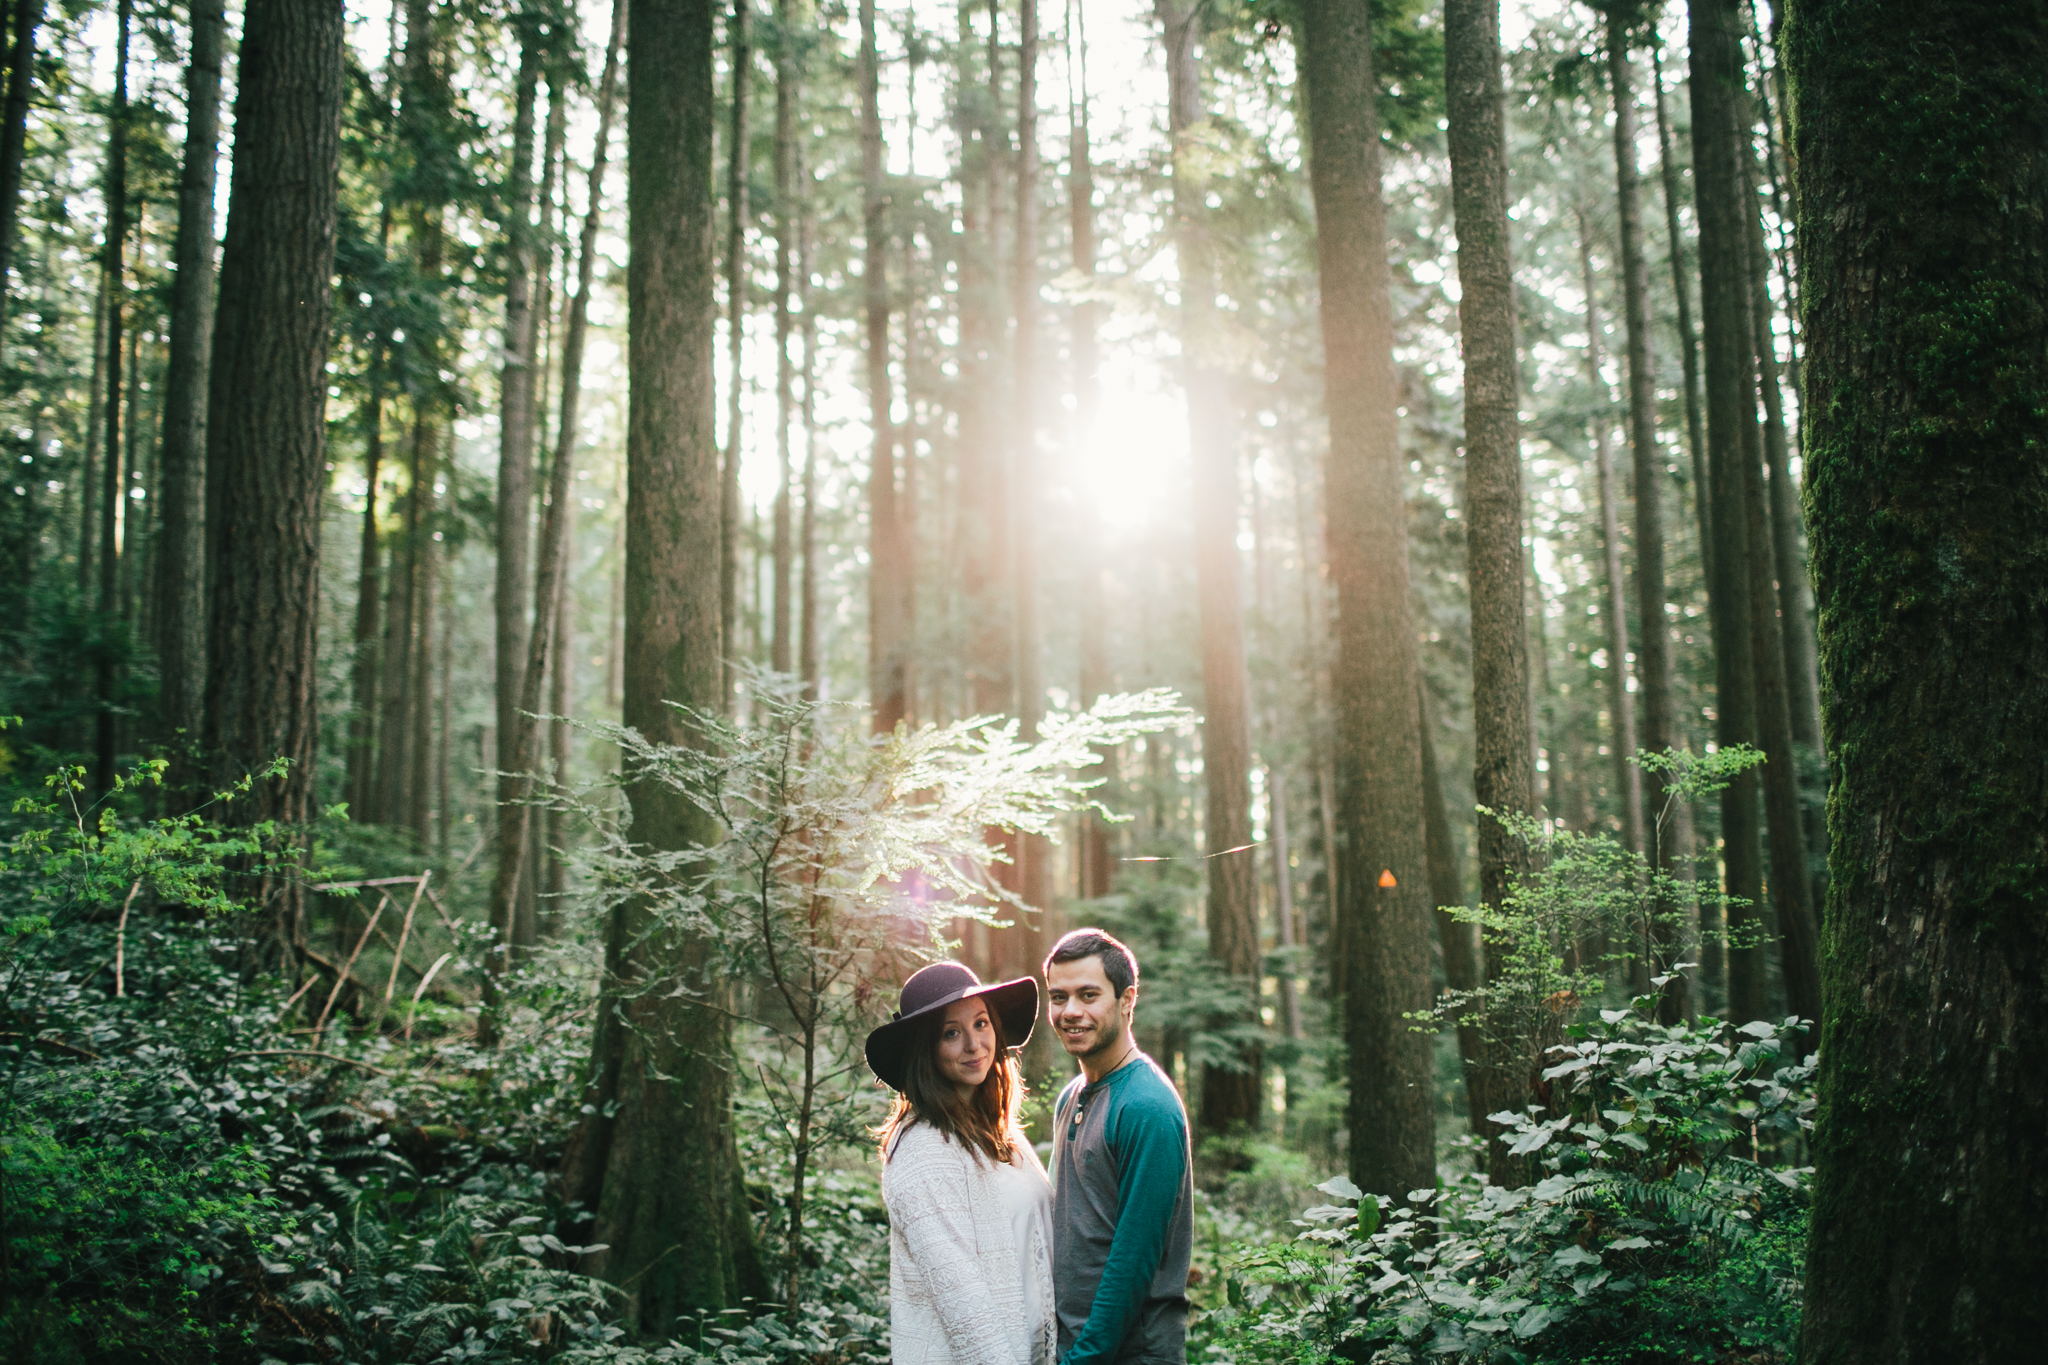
1652,37 -> 1711,591
1578,217 -> 1645,864
1296,0 -> 1436,1202
77,272 -> 107,596
495,12 -> 543,930
1013,0 -> 1050,922
770,0 -> 795,675
1734,196 -> 1822,1040
797,132 -> 819,699
0,0 -> 43,330
375,424 -> 419,831
862,0 -> 908,731
1068,0 -> 1113,898
155,0 -> 224,786
544,492 -> 574,915
1740,142 -> 1822,750
1157,0 -> 1260,1134
94,0 -> 133,796
200,0 -> 344,935
1609,9 -> 1689,1021
1690,0 -> 1767,1024
957,0 -> 1009,722
565,0 -> 766,1327
720,0 -> 749,709
1792,0 -> 2048,1354
487,1 -> 621,1030
1445,0 -> 1537,1182
1420,679 -> 1482,1130
408,431 -> 438,850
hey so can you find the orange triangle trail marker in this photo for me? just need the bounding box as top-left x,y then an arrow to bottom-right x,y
1378,869 -> 1398,888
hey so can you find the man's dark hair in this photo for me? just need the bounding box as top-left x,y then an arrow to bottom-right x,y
1045,928 -> 1140,999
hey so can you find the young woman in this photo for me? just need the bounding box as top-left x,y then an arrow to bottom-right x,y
867,961 -> 1054,1365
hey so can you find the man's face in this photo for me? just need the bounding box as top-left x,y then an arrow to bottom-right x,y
1045,955 -> 1136,1061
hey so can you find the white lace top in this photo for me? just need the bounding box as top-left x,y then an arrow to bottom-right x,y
882,1120 -> 1055,1365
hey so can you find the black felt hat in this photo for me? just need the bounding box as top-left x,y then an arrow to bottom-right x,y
864,961 -> 1039,1092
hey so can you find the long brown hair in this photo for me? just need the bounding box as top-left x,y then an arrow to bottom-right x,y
877,1004 -> 1023,1164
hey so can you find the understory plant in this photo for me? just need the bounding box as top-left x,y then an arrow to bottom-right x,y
1207,996 -> 1814,1365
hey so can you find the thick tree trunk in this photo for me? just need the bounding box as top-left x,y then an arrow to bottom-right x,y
564,0 -> 765,1328
1445,0 -> 1538,1182
1608,10 -> 1688,1020
494,14 -> 543,930
1689,0 -> 1768,1023
1155,0 -> 1261,1134
1652,38 -> 1711,593
1296,0 -> 1436,1202
0,0 -> 43,330
1788,4 -> 2048,1358
720,0 -> 749,708
1577,219 -> 1645,864
155,0 -> 225,785
200,0 -> 343,919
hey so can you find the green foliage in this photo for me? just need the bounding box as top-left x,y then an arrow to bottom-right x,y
1205,1000 -> 1813,1365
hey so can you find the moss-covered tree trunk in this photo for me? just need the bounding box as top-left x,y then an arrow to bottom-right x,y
1787,2 -> 2048,1358
1296,0 -> 1436,1202
563,0 -> 765,1332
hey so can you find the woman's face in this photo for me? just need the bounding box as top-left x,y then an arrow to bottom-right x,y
935,997 -> 996,1097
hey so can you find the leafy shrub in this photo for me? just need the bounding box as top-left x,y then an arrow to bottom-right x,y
1206,999 -> 1813,1365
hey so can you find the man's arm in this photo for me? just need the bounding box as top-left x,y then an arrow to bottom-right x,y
1059,1087 -> 1187,1365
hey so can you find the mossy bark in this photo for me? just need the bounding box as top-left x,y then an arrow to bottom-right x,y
1787,1 -> 2048,1359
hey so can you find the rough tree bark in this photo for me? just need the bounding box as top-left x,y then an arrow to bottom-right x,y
153,0 -> 224,781
1689,0 -> 1767,1023
1295,0 -> 1436,1202
564,0 -> 766,1329
1787,2 -> 2048,1358
1445,0 -> 1538,1182
1156,0 -> 1261,1134
200,0 -> 343,925
494,12 -> 543,929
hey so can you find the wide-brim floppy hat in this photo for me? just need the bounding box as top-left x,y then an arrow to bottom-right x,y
865,961 -> 1039,1092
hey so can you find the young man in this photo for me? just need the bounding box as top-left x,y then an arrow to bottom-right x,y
1043,929 -> 1193,1365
